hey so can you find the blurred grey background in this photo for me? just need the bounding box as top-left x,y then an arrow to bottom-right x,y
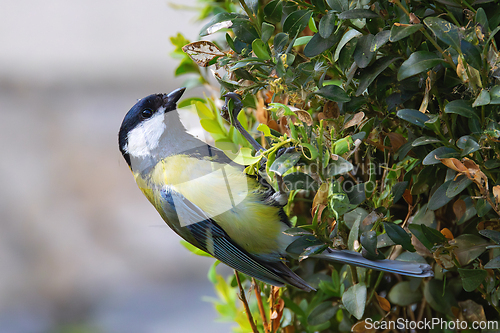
0,1 -> 233,332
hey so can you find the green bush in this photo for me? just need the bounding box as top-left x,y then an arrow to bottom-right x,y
172,0 -> 500,331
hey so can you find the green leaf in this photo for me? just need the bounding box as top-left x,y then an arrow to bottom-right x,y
396,108 -> 430,128
444,100 -> 478,119
180,240 -> 213,257
456,135 -> 480,156
461,40 -> 482,70
353,34 -> 374,68
316,85 -> 350,102
428,180 -> 454,210
485,255 -> 500,269
274,32 -> 289,54
453,234 -> 489,266
174,60 -> 199,76
472,89 -> 491,107
200,118 -> 224,134
389,281 -> 422,306
207,261 -> 220,283
232,18 -> 259,43
286,235 -> 324,256
384,222 -> 415,252
370,30 -> 390,52
334,29 -> 362,62
347,183 -> 365,205
485,159 -> 500,169
283,172 -> 318,191
458,268 -> 487,292
307,302 -> 338,326
311,0 -> 326,13
422,147 -> 457,165
361,230 -> 380,260
269,151 -> 301,176
293,36 -> 313,47
398,51 -> 445,81
199,12 -> 246,37
301,143 -> 319,160
408,224 -> 434,250
490,85 -> 500,105
424,17 -> 461,51
479,229 -> 500,244
283,10 -> 313,37
421,224 -> 447,244
319,11 -> 336,38
261,22 -> 275,43
326,0 -> 348,12
283,227 -> 312,236
424,280 -> 456,316
412,136 -> 442,146
356,57 -> 399,96
332,136 -> 353,155
252,39 -> 271,60
424,114 -> 441,132
304,31 -> 340,58
308,15 -> 318,33
391,181 -> 408,203
389,23 -> 423,42
264,0 -> 283,23
338,9 -> 379,19
446,175 -> 473,198
342,283 -> 367,320
326,156 -> 353,176
299,244 -> 328,260
475,7 -> 489,32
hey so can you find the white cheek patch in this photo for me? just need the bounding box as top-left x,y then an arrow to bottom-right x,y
126,108 -> 166,157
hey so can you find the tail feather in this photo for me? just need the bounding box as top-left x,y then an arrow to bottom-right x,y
312,249 -> 433,278
267,261 -> 315,292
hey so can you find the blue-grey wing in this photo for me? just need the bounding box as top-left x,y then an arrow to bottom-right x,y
158,186 -> 305,288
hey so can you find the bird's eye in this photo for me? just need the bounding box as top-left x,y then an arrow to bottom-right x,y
141,109 -> 153,118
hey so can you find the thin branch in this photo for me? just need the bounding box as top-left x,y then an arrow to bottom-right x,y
235,271 -> 259,333
253,279 -> 269,333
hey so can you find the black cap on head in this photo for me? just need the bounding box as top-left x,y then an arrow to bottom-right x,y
118,87 -> 186,166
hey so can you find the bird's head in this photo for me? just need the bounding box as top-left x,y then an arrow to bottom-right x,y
118,87 -> 186,166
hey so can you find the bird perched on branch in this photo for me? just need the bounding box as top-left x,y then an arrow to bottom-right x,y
118,87 -> 433,291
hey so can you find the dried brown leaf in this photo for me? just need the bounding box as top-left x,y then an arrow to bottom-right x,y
182,41 -> 224,67
344,112 -> 365,129
386,132 -> 407,152
434,249 -> 454,269
409,13 -> 421,24
323,101 -> 339,118
293,110 -> 313,126
256,92 -> 268,124
376,293 -> 391,312
403,189 -> 413,205
351,320 -> 377,333
453,199 -> 466,220
438,157 -> 468,174
459,300 -> 487,322
312,183 -> 329,217
493,185 -> 500,206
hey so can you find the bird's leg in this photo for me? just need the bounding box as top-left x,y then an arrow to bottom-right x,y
223,92 -> 288,203
223,92 -> 265,152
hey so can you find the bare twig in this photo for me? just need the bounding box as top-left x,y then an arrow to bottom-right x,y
235,271 -> 259,333
253,278 -> 269,333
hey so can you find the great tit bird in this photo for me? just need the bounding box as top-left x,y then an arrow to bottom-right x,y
118,88 -> 432,291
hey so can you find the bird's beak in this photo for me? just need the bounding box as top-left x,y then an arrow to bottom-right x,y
166,87 -> 186,105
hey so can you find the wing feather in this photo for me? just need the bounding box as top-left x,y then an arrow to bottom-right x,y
159,187 -> 312,289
